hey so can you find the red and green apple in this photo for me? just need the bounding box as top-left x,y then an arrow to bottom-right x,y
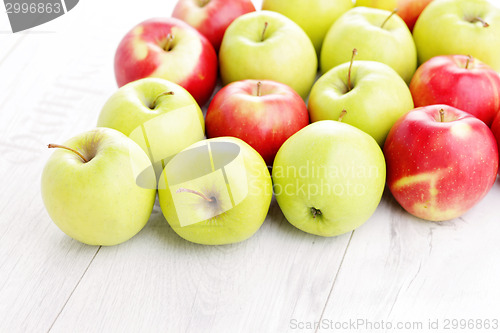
410,55 -> 500,126
384,105 -> 499,221
206,79 -> 309,165
172,0 -> 255,52
114,17 -> 217,106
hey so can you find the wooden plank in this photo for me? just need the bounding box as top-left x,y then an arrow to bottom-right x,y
0,0 -> 176,330
318,185 -> 500,333
48,199 -> 352,333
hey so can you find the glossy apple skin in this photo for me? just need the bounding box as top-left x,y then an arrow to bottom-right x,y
114,17 -> 217,106
272,120 -> 386,237
410,55 -> 500,126
219,10 -> 317,99
492,113 -> 500,175
309,60 -> 414,146
41,128 -> 157,246
262,0 -> 353,56
158,137 -> 272,245
384,105 -> 499,221
206,80 -> 309,165
97,78 -> 205,178
413,0 -> 500,72
356,0 -> 433,31
172,0 -> 255,52
321,7 -> 417,84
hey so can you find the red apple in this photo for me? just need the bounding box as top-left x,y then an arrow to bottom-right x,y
410,55 -> 500,126
492,113 -> 500,175
205,80 -> 309,165
384,104 -> 498,221
114,17 -> 217,106
172,0 -> 256,52
398,0 -> 433,31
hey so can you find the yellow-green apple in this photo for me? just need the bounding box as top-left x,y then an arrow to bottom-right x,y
114,17 -> 217,106
172,0 -> 255,52
158,137 -> 272,245
356,0 -> 433,31
410,55 -> 500,126
384,105 -> 499,222
97,78 -> 205,180
413,0 -> 500,71
41,128 -> 157,246
321,7 -> 417,84
492,113 -> 500,175
261,0 -> 353,56
205,80 -> 309,165
309,53 -> 414,146
219,10 -> 317,99
272,121 -> 386,237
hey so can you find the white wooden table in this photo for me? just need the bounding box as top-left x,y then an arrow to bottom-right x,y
1,1 -> 499,332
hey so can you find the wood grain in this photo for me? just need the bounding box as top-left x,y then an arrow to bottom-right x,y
318,186 -> 500,333
1,0 -> 499,332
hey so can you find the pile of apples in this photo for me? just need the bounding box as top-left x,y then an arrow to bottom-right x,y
41,0 -> 500,246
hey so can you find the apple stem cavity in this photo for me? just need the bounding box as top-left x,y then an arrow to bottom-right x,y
471,16 -> 489,27
261,22 -> 268,42
381,8 -> 398,29
163,33 -> 175,52
197,0 -> 210,7
311,207 -> 322,219
256,81 -> 262,96
465,55 -> 473,69
439,109 -> 445,122
176,188 -> 215,203
347,48 -> 358,92
47,144 -> 89,163
151,91 -> 174,109
338,109 -> 347,122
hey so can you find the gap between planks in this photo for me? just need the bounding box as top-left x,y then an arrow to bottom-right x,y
47,246 -> 102,333
314,230 -> 355,333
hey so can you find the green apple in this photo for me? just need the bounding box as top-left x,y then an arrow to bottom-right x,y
97,78 -> 205,180
272,121 -> 386,237
219,10 -> 317,99
309,55 -> 414,146
41,128 -> 157,246
321,7 -> 417,84
261,0 -> 353,56
413,0 -> 500,71
158,137 -> 273,245
355,0 -> 434,31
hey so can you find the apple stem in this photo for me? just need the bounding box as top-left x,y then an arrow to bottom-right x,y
347,48 -> 358,92
261,22 -> 268,42
151,91 -> 174,109
381,8 -> 398,29
256,81 -> 262,96
439,109 -> 445,122
176,188 -> 215,203
465,55 -> 472,69
197,0 -> 210,7
471,16 -> 489,27
338,109 -> 347,122
47,144 -> 88,163
163,33 -> 174,51
311,207 -> 322,219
